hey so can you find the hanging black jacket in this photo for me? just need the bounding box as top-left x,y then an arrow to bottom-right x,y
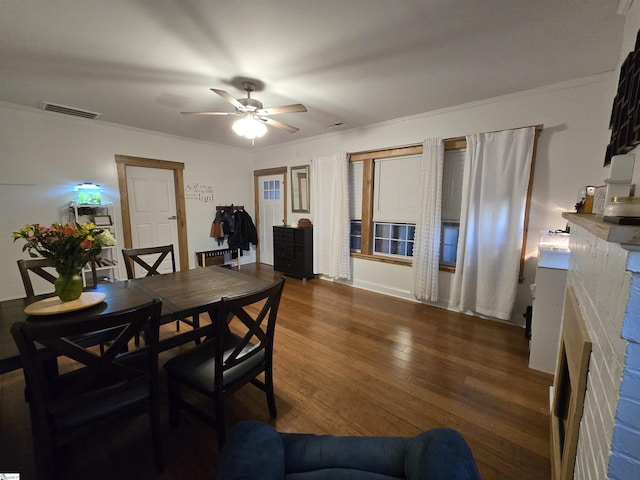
221,206 -> 235,235
228,210 -> 258,251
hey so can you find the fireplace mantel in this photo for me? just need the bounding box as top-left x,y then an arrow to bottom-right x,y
562,212 -> 640,245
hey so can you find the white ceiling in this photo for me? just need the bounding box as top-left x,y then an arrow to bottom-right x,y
0,0 -> 627,149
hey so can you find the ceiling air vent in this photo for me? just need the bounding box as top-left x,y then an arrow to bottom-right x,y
325,122 -> 346,131
38,101 -> 101,120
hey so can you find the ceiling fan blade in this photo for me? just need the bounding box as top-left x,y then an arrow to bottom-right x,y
258,103 -> 307,116
181,111 -> 239,116
261,117 -> 300,134
211,88 -> 245,110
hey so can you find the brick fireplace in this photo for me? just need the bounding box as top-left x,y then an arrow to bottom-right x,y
563,213 -> 640,479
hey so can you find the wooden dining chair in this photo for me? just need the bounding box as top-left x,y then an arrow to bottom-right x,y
163,277 -> 285,449
121,244 -> 176,279
17,257 -> 98,297
11,298 -> 164,480
122,245 -> 199,341
17,258 -> 117,353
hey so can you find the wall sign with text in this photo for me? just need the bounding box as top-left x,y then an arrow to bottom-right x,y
185,184 -> 214,203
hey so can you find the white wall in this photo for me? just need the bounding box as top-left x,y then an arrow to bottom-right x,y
0,102 -> 254,301
252,74 -> 617,324
1,68 -> 623,324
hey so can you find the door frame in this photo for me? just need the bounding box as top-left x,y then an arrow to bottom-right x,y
115,155 -> 189,271
253,166 -> 287,265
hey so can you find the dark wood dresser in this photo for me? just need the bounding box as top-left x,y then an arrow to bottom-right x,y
273,226 -> 314,280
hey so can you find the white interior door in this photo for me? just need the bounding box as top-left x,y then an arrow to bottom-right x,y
258,174 -> 285,265
126,165 -> 179,275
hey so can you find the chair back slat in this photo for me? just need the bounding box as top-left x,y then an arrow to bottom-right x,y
122,245 -> 176,279
216,280 -> 285,374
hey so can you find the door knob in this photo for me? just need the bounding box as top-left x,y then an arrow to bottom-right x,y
168,215 -> 177,220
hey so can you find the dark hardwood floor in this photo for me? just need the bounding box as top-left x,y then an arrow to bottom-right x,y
0,263 -> 553,479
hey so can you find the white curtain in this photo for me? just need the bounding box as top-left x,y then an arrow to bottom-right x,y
412,138 -> 444,302
311,152 -> 351,280
450,127 -> 534,320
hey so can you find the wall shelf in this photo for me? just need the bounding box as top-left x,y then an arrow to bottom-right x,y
69,202 -> 119,284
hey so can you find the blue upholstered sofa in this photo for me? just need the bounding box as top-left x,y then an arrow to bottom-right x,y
214,421 -> 482,479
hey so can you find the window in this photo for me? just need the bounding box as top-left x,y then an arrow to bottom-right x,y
348,128 -> 539,276
374,222 -> 415,257
349,143 -> 464,267
440,148 -> 465,266
372,156 -> 421,224
440,221 -> 459,265
263,180 -> 281,200
350,220 -> 362,251
370,155 -> 420,258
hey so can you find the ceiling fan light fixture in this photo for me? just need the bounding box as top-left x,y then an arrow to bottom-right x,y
183,82 -> 305,139
232,115 -> 267,139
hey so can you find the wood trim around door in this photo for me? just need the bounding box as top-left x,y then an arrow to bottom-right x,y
253,166 -> 287,265
115,155 -> 189,272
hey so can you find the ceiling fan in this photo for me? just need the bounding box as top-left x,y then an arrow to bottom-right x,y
181,81 -> 307,139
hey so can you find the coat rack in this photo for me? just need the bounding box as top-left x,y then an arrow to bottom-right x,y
215,205 -> 244,211
197,205 -> 246,269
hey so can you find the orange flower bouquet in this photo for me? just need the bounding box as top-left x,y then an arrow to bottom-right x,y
13,223 -> 108,301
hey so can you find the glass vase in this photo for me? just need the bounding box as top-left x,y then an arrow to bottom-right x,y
55,272 -> 83,302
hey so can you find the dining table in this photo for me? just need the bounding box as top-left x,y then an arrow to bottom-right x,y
0,265 -> 272,375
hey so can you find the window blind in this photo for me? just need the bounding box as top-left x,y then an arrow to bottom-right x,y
373,155 -> 421,223
349,161 -> 363,220
442,149 -> 465,221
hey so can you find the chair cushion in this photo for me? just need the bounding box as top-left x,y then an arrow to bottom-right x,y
51,351 -> 152,432
163,333 -> 264,394
53,381 -> 149,432
214,421 -> 285,480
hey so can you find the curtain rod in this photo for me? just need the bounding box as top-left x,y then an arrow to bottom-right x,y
349,124 -> 544,157
445,124 -> 544,143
